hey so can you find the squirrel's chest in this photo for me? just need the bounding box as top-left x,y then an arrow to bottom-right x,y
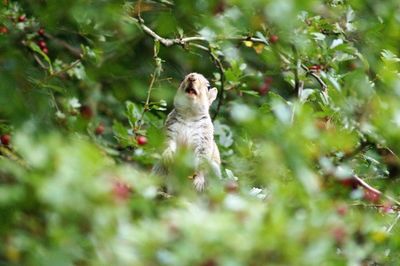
169,121 -> 210,147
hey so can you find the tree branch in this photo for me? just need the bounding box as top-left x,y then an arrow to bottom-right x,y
136,18 -> 269,48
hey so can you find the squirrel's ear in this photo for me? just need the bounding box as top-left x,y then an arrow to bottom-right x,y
208,87 -> 218,104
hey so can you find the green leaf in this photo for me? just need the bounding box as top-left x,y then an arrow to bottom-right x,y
381,49 -> 400,63
125,101 -> 142,128
112,121 -> 137,148
29,41 -> 53,74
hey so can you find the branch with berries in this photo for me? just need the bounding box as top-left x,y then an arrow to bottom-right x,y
133,17 -> 329,120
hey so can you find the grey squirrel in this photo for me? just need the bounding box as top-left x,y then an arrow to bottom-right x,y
154,73 -> 221,191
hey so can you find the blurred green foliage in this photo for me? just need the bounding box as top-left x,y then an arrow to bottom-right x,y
1,0 -> 400,265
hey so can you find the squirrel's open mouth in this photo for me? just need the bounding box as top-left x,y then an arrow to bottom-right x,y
185,86 -> 197,95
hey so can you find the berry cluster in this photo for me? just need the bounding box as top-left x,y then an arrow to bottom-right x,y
37,28 -> 48,54
1,10 -> 50,55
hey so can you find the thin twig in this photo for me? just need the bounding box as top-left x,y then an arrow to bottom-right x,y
352,174 -> 382,196
188,42 -> 209,51
292,45 -> 301,95
301,64 -> 328,92
209,49 -> 225,121
290,45 -> 304,124
44,33 -> 82,57
383,146 -> 400,161
44,59 -> 81,82
386,212 -> 400,233
0,147 -> 29,168
350,202 -> 400,212
137,0 -> 143,21
136,40 -> 161,132
290,81 -> 303,124
33,54 -> 48,70
136,72 -> 158,131
138,21 -> 187,47
49,90 -> 60,112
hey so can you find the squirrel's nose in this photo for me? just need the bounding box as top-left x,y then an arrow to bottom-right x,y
188,75 -> 196,83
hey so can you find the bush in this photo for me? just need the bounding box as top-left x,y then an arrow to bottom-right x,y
1,0 -> 400,265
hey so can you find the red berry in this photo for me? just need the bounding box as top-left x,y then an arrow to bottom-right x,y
213,1 -> 226,14
200,259 -> 217,266
95,123 -> 105,135
80,105 -> 93,119
1,134 -> 11,146
269,35 -> 279,44
339,178 -> 359,189
309,65 -> 321,71
112,180 -> 132,201
258,84 -> 269,95
41,47 -> 49,54
363,189 -> 380,203
38,28 -> 45,36
336,204 -> 348,216
264,77 -> 273,85
315,118 -> 328,131
0,26 -> 8,34
136,135 -> 147,146
258,77 -> 273,95
348,62 -> 357,70
18,15 -> 26,22
225,180 -> 239,193
38,40 -> 46,49
331,226 -> 347,244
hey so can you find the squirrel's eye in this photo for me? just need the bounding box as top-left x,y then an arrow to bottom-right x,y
207,85 -> 211,90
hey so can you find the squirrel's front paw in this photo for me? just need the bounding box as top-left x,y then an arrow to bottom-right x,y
193,173 -> 206,191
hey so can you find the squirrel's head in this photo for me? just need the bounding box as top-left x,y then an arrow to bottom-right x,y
174,73 -> 218,115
